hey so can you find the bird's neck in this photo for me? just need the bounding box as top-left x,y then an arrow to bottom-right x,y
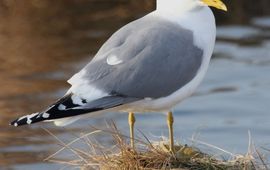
153,1 -> 216,61
156,0 -> 199,14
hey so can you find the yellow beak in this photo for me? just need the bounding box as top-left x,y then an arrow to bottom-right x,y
201,0 -> 228,11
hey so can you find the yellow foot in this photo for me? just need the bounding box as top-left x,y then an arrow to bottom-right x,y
128,112 -> 136,150
167,111 -> 174,153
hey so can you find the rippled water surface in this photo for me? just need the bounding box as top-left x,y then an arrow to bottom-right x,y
0,1 -> 270,169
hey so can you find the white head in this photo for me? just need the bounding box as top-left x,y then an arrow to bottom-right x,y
156,0 -> 227,13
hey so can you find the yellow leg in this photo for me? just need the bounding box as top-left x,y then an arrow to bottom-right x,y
167,111 -> 174,153
128,112 -> 136,150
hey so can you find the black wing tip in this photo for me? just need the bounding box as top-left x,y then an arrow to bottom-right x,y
9,112 -> 42,127
10,119 -> 20,127
10,117 -> 29,127
8,94 -> 76,127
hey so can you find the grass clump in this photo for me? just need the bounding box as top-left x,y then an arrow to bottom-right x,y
44,123 -> 269,170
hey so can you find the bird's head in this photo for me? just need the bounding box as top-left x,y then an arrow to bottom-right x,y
200,0 -> 227,11
157,0 -> 227,13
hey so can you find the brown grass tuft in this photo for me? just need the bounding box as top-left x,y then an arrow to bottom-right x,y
44,122 -> 269,170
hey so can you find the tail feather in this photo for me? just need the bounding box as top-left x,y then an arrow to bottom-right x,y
10,93 -> 139,127
52,117 -> 82,126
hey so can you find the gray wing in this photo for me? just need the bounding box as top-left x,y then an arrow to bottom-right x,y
78,15 -> 203,99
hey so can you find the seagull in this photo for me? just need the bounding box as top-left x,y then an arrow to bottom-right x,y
11,0 -> 227,152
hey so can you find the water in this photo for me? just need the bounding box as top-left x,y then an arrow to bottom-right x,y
0,1 -> 270,169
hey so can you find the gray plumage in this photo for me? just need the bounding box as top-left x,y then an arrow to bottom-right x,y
80,15 -> 203,98
75,96 -> 139,110
10,15 -> 204,126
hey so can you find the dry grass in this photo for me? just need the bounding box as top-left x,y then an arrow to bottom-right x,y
44,122 -> 270,170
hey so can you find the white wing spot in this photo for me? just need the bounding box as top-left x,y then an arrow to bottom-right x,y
14,123 -> 18,127
58,104 -> 66,110
106,55 -> 123,65
71,95 -> 84,105
27,119 -> 32,124
42,113 -> 50,118
68,84 -> 107,102
17,112 -> 39,124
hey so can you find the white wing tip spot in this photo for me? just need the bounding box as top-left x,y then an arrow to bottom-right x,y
14,123 -> 18,127
107,55 -> 123,65
42,113 -> 50,118
58,104 -> 67,110
27,119 -> 32,124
